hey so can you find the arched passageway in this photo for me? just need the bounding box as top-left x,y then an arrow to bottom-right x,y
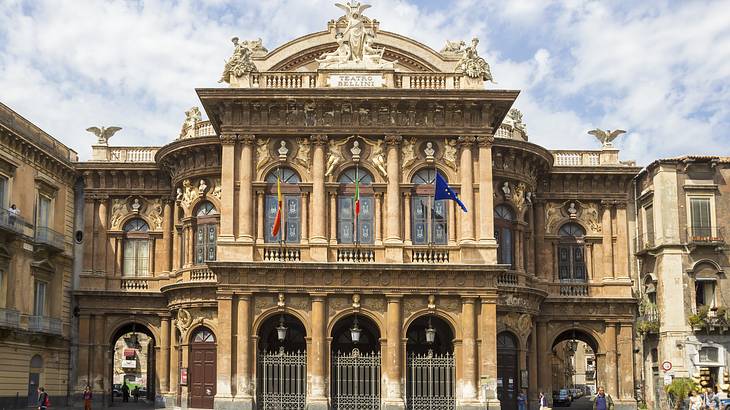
406,315 -> 455,410
109,322 -> 156,407
256,314 -> 307,409
330,314 -> 381,409
551,329 -> 600,401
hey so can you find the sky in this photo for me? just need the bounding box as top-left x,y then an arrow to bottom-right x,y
1,0 -> 729,165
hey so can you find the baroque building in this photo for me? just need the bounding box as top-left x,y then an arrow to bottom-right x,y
69,4 -> 642,410
635,156 -> 730,410
0,103 -> 77,407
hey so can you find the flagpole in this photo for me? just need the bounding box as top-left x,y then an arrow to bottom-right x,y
355,163 -> 359,248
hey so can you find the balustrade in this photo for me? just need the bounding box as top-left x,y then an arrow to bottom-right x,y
262,247 -> 302,262
336,248 -> 376,263
410,248 -> 450,264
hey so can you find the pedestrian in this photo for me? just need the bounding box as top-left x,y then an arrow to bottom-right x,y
132,386 -> 140,402
517,389 -> 527,410
593,386 -> 615,410
689,391 -> 702,410
83,385 -> 92,410
539,391 -> 548,410
37,387 -> 49,410
705,387 -> 720,409
8,204 -> 19,226
121,383 -> 129,403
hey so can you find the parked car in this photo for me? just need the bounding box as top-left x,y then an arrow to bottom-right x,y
553,389 -> 572,407
569,388 -> 583,399
720,397 -> 730,410
112,384 -> 122,397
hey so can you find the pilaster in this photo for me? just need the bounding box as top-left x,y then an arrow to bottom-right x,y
214,295 -> 234,408
238,135 -> 255,243
219,134 -> 238,242
383,294 -> 405,409
307,294 -> 328,409
234,294 -> 253,408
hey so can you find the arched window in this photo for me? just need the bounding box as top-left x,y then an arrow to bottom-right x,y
494,205 -> 515,266
411,169 -> 448,245
192,328 -> 216,343
558,222 -> 586,282
265,168 -> 301,243
123,219 -> 150,276
195,201 -> 218,264
337,168 -> 374,244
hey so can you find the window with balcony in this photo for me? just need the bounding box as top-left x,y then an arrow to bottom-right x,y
494,205 -> 515,266
557,223 -> 587,282
37,194 -> 51,228
265,168 -> 301,243
194,202 -> 218,264
337,168 -> 374,244
695,279 -> 717,310
33,280 -> 47,316
123,219 -> 150,276
699,346 -> 719,363
411,168 -> 447,245
689,197 -> 715,241
0,269 -> 5,308
0,176 -> 7,209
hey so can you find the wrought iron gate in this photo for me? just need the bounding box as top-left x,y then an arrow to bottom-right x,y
331,349 -> 381,409
256,349 -> 307,409
406,351 -> 455,410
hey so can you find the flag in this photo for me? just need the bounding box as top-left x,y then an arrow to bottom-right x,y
271,175 -> 282,237
354,174 -> 360,218
434,171 -> 468,212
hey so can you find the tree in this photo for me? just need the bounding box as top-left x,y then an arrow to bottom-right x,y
665,377 -> 697,410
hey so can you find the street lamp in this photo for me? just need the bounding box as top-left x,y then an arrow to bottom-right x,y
276,315 -> 288,342
350,316 -> 362,344
425,317 -> 436,344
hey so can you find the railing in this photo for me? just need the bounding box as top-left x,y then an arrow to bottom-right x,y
496,271 -> 519,287
406,351 -> 456,410
410,248 -> 450,264
559,282 -> 590,297
552,151 -> 601,166
331,350 -> 381,410
0,308 -> 20,328
687,226 -> 724,244
407,74 -> 449,89
0,208 -> 26,235
109,147 -> 159,162
638,302 -> 660,334
250,72 -> 317,89
636,231 -> 655,252
190,267 -> 217,282
34,226 -> 65,251
262,247 -> 301,262
337,248 -> 376,263
257,349 -> 307,409
28,315 -> 63,335
179,120 -> 216,139
121,278 -> 150,291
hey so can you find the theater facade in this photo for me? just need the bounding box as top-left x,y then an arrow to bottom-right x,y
74,4 -> 641,409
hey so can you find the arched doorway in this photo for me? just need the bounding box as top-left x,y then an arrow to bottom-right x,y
497,332 -> 519,410
405,315 -> 455,410
189,327 -> 216,409
551,329 -> 599,401
330,314 -> 381,409
256,313 -> 307,409
28,355 -> 43,406
109,322 -> 156,406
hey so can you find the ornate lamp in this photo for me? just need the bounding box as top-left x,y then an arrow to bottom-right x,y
276,315 -> 288,342
350,316 -> 362,344
425,317 -> 436,344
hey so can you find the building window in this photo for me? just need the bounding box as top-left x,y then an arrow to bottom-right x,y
689,197 -> 712,239
37,195 -> 51,228
0,269 -> 5,308
34,280 -> 47,316
0,176 -> 7,209
265,168 -> 301,243
494,205 -> 515,266
557,223 -> 587,282
695,280 -> 717,309
699,346 -> 719,363
123,219 -> 150,276
194,202 -> 218,264
411,169 -> 447,245
337,168 -> 374,244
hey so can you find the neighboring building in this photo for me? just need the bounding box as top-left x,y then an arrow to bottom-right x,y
636,156 -> 730,409
112,332 -> 151,389
0,103 -> 78,407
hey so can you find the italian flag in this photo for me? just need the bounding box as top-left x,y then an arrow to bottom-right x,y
354,175 -> 360,219
271,176 -> 282,237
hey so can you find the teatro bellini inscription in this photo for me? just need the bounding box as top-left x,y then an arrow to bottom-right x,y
327,74 -> 385,88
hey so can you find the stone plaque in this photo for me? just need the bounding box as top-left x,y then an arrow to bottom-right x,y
328,74 -> 384,88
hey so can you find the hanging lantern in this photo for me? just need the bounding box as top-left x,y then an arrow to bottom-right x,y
276,316 -> 288,342
350,317 -> 362,343
425,317 -> 436,344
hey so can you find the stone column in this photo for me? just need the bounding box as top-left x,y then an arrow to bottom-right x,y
515,224 -> 524,272
618,322 -> 635,401
615,203 -> 629,278
172,204 -> 181,270
76,314 -> 91,391
604,322 -> 619,398
529,325 -> 539,404
300,192 -> 309,243
162,200 -> 173,272
448,201 -> 457,245
534,200 -> 547,280
160,316 -> 171,393
479,296 -> 499,406
185,225 -> 194,267
384,135 -> 402,244
169,317 -> 179,400
601,201 -> 615,279
92,315 -> 106,392
329,192 -> 337,245
256,190 -> 264,243
238,135 -> 255,242
459,137 -> 476,243
461,297 -> 478,405
308,294 -> 328,409
235,294 -> 253,404
375,192 -> 383,244
220,135 -> 238,240
82,198 -> 95,274
384,295 -> 404,408
310,135 -> 328,244
97,198 -> 108,274
477,136 -> 495,243
215,295 -> 234,405
403,192 -> 412,244
536,320 -> 552,400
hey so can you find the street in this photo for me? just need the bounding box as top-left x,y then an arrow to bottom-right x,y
555,396 -> 594,410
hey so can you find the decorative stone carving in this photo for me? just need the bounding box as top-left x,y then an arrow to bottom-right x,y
440,40 -> 466,56
277,293 -> 286,307
219,37 -> 259,84
295,138 -> 311,168
180,179 -> 198,209
176,188 -> 183,202
501,181 -> 511,199
350,140 -> 362,162
326,139 -> 346,176
352,293 -> 361,309
198,179 -> 208,196
424,142 -> 435,163
582,202 -> 602,233
144,198 -> 164,230
110,199 -> 127,230
368,139 -> 387,178
545,200 -> 602,234
525,192 -> 533,206
176,308 -> 192,334
508,108 -> 525,131
277,141 -> 289,161
442,138 -> 457,170
86,126 -> 122,145
455,37 -> 494,82
567,202 -> 578,218
255,295 -> 275,313
179,107 -> 202,139
400,137 -> 417,169
512,182 -> 526,212
427,295 -> 436,310
131,198 -> 142,213
256,138 -> 271,170
588,128 -> 626,148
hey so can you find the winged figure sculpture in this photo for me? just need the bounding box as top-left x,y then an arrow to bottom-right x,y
588,128 -> 626,148
86,126 -> 122,145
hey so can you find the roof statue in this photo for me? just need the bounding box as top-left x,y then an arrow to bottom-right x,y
219,37 -> 261,85
455,37 -> 494,83
179,107 -> 202,139
440,40 -> 466,56
316,1 -> 396,70
588,128 -> 626,148
86,126 -> 122,145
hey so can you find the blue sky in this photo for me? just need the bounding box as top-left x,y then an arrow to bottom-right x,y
1,0 -> 729,165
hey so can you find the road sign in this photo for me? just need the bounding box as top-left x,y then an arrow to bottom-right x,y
661,361 -> 672,372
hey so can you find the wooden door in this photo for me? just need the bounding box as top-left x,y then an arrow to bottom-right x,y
189,328 -> 216,409
497,332 -> 519,410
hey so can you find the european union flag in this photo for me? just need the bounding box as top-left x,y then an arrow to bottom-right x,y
434,171 -> 467,212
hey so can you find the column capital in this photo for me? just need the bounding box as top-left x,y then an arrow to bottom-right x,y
239,134 -> 256,145
310,293 -> 328,302
458,135 -> 477,147
220,134 -> 238,145
476,135 -> 495,147
384,135 -> 402,146
385,294 -> 404,301
310,134 -> 328,145
217,293 -> 234,300
461,296 -> 478,304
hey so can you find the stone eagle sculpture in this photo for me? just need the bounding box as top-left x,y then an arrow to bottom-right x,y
86,126 -> 122,145
588,128 -> 626,148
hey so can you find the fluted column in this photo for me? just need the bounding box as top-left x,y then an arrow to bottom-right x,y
403,192 -> 412,244
256,190 -> 264,243
238,135 -> 255,242
329,191 -> 338,244
220,135 -> 238,240
310,135 -> 328,244
82,197 -> 95,274
384,295 -> 404,407
308,294 -> 328,408
448,201 -> 457,244
536,320 -> 552,400
172,204 -> 181,270
236,294 -> 252,401
300,192 -> 309,243
160,316 -> 171,393
458,137 -> 475,243
384,135 -> 402,243
477,136 -> 496,243
375,192 -> 383,244
162,200 -> 173,272
461,297 -> 478,403
529,325 -> 539,404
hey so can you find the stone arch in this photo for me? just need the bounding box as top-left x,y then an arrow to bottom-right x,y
332,163 -> 382,185
496,320 -> 529,351
405,163 -> 456,186
254,307 -> 313,339
187,196 -> 222,219
118,215 -> 153,232
402,308 -> 461,341
107,317 -> 160,346
327,307 -> 385,339
257,161 -> 308,183
182,318 -> 219,345
688,259 -> 724,276
548,323 -> 604,355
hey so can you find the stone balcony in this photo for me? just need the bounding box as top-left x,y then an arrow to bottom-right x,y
235,71 -> 472,90
34,226 -> 66,253
27,315 -> 63,335
0,308 -> 20,328
551,149 -> 636,167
